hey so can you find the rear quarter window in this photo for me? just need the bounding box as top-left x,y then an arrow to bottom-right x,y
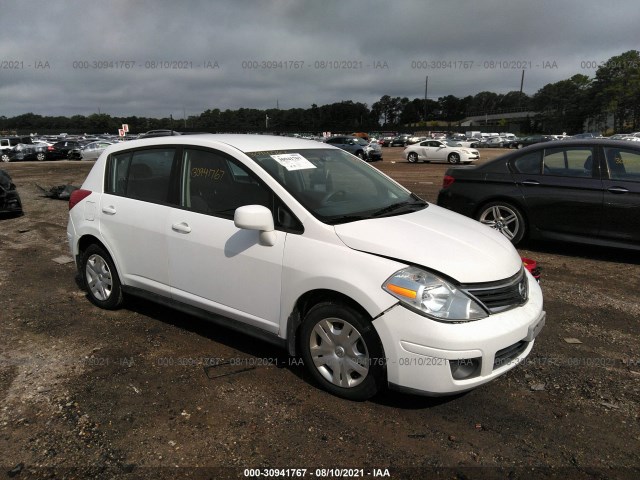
105,148 -> 178,204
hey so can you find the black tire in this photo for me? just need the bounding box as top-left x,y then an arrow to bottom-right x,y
517,144 -> 524,149
407,152 -> 419,163
1,153 -> 10,162
448,152 -> 461,164
80,244 -> 124,310
476,201 -> 526,245
36,152 -> 46,161
356,150 -> 364,159
299,302 -> 385,401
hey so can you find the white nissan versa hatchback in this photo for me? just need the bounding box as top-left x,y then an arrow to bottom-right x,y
67,134 -> 545,400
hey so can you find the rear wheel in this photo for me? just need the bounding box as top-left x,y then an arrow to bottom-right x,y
36,152 -> 46,161
477,201 -> 526,244
300,303 -> 385,401
407,152 -> 419,163
1,153 -> 10,162
81,244 -> 124,309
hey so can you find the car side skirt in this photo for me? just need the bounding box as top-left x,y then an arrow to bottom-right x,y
122,285 -> 288,349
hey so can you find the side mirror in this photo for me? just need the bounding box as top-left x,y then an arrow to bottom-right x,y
234,205 -> 276,246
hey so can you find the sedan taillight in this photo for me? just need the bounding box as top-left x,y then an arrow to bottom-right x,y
69,189 -> 92,210
442,175 -> 455,188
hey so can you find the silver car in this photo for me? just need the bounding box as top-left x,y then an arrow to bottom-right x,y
79,141 -> 114,161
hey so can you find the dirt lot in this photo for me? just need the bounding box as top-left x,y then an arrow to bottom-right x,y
1,148 -> 639,479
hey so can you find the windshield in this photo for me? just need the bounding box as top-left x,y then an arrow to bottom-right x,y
246,148 -> 426,224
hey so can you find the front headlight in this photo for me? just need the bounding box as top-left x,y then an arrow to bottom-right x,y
382,267 -> 487,322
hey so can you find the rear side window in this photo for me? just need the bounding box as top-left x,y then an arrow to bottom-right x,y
105,148 -> 178,204
543,147 -> 594,177
513,151 -> 542,174
604,148 -> 640,181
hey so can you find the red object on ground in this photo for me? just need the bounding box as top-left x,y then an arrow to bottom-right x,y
522,257 -> 541,282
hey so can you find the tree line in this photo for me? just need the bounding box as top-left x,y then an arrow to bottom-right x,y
1,50 -> 639,135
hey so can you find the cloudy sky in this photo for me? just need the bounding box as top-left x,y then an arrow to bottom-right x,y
0,0 -> 638,119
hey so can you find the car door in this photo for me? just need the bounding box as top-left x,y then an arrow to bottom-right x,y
167,147 -> 285,333
513,146 -> 604,237
600,146 -> 640,244
412,141 -> 429,160
427,141 -> 447,161
99,147 -> 179,296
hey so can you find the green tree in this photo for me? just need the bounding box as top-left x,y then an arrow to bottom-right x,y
591,50 -> 640,132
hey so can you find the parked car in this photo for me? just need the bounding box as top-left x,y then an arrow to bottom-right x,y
483,136 -> 509,148
452,138 -> 480,148
0,169 -> 23,215
571,132 -> 603,139
404,140 -> 480,164
68,134 -> 544,400
138,130 -> 183,139
5,143 -> 49,161
378,136 -> 395,147
324,135 -> 382,161
512,135 -> 554,149
389,135 -> 411,147
45,140 -> 83,160
69,141 -> 115,161
1,136 -> 34,162
437,139 -> 640,249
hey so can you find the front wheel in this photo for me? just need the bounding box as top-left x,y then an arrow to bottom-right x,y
476,201 -> 526,244
407,152 -> 419,163
447,153 -> 461,164
81,244 -> 124,309
299,303 -> 385,401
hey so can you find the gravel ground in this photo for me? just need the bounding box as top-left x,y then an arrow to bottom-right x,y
0,147 -> 638,480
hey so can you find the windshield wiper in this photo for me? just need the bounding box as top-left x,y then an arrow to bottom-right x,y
372,199 -> 427,217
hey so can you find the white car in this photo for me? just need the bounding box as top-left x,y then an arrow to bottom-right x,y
452,138 -> 480,148
67,134 -> 544,400
404,140 -> 480,164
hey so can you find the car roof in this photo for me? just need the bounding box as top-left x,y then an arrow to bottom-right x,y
102,134 -> 330,155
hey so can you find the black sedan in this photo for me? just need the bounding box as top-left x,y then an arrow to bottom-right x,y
0,169 -> 23,216
48,140 -> 82,160
436,139 -> 640,250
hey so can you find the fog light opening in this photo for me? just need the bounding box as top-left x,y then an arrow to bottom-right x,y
449,358 -> 481,380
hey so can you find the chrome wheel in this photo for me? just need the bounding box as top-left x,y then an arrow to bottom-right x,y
448,153 -> 461,164
309,318 -> 369,388
1,153 -> 9,162
36,152 -> 46,161
85,254 -> 113,301
407,152 -> 418,163
478,203 -> 523,242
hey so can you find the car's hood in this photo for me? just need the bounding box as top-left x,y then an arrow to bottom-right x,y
334,204 -> 522,283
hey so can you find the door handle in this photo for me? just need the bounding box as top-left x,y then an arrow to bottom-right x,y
521,180 -> 540,186
607,187 -> 629,194
171,222 -> 192,234
102,205 -> 116,215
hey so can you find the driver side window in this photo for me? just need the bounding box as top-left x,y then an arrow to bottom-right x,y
181,149 -> 270,218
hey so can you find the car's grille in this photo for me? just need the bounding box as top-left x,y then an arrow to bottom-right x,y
462,268 -> 528,314
493,340 -> 529,369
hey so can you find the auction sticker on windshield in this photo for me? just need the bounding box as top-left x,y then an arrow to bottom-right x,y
270,153 -> 316,171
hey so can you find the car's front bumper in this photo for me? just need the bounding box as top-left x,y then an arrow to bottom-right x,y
372,271 -> 545,395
